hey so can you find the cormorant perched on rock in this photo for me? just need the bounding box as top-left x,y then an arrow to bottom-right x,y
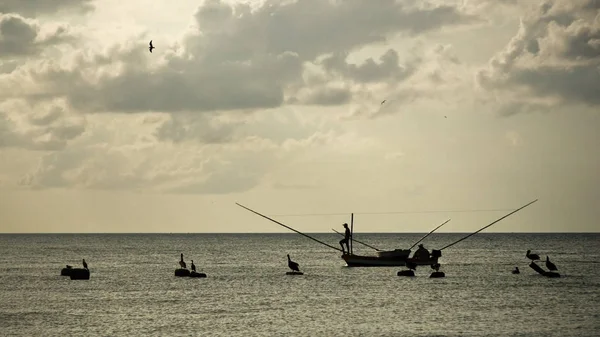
287,254 -> 300,272
545,256 -> 557,271
179,253 -> 186,269
191,260 -> 196,272
82,259 -> 88,270
512,267 -> 520,274
526,250 -> 540,261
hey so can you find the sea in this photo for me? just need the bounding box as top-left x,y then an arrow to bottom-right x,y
0,233 -> 598,337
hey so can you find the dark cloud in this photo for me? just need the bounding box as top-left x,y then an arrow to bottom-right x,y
301,86 -> 353,106
320,49 -> 417,83
477,0 -> 600,113
0,0 -> 94,17
1,0 -> 479,114
0,14 -> 77,59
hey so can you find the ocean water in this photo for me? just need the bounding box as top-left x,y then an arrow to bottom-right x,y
0,233 -> 598,337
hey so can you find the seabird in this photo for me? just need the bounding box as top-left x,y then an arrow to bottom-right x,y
179,253 -> 186,269
545,256 -> 558,271
82,259 -> 88,270
287,254 -> 300,272
191,260 -> 196,272
526,250 -> 540,261
512,267 -> 520,274
149,40 -> 155,53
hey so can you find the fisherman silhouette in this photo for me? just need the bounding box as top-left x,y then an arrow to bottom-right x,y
339,223 -> 351,254
414,244 -> 430,261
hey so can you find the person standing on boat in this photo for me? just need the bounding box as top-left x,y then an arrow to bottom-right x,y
339,223 -> 351,254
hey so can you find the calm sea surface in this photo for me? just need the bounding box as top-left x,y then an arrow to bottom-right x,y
0,233 -> 599,336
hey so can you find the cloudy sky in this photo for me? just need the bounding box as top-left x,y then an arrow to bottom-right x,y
0,0 -> 598,233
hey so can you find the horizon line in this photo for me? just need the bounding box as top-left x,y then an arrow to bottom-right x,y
1,231 -> 598,235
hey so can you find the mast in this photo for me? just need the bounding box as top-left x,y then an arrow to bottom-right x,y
350,213 -> 354,255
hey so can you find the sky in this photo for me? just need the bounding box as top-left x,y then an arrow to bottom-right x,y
0,0 -> 599,233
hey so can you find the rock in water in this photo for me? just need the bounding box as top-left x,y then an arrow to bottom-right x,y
190,271 -> 207,278
175,268 -> 190,277
397,270 -> 415,277
69,268 -> 90,280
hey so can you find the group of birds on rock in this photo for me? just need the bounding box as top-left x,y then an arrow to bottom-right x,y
512,250 -> 559,275
175,253 -> 206,278
178,253 -> 196,272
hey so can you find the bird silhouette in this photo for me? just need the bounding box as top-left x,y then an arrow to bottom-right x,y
512,267 -> 520,274
545,256 -> 558,271
149,40 -> 155,53
191,260 -> 196,272
381,100 -> 386,105
526,250 -> 540,261
82,259 -> 88,270
287,254 -> 300,272
179,253 -> 186,269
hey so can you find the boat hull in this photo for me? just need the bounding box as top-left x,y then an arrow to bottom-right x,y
341,254 -> 439,267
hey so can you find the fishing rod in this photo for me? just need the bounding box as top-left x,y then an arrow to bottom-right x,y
236,203 -> 343,253
439,199 -> 538,251
408,218 -> 451,250
332,229 -> 381,251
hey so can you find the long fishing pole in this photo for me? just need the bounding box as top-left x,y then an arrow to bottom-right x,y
332,229 -> 381,251
236,203 -> 343,253
408,218 -> 451,250
439,199 -> 538,251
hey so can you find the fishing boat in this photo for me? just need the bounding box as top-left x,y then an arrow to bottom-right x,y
341,251 -> 441,267
235,199 -> 538,268
334,215 -> 450,267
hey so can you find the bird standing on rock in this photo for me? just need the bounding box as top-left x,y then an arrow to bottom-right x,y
526,250 -> 540,261
179,253 -> 186,269
287,254 -> 300,272
545,256 -> 558,271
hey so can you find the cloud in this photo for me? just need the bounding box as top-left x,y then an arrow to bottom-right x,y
0,0 -> 94,18
0,99 -> 86,151
14,112 -> 376,194
476,0 -> 600,115
0,0 -> 479,115
0,13 -> 78,59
